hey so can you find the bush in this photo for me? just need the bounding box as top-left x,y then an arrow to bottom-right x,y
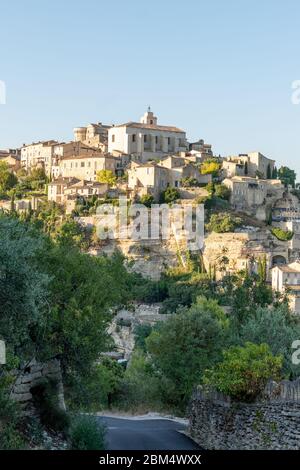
69,415 -> 106,450
270,227 -> 294,241
0,389 -> 24,450
115,350 -> 163,412
139,194 -> 154,207
160,187 -> 180,204
203,342 -> 283,402
236,305 -> 300,377
200,160 -> 221,176
145,298 -> 228,408
67,359 -> 124,411
206,212 -> 242,233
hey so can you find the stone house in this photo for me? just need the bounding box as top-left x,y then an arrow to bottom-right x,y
21,139 -> 105,177
59,154 -> 118,181
48,177 -> 81,204
73,122 -> 110,152
272,261 -> 300,314
223,176 -> 284,221
188,139 -> 213,161
127,157 -> 211,201
108,108 -> 187,162
222,152 -> 275,179
48,177 -> 108,204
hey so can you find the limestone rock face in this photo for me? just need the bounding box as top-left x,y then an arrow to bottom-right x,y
203,229 -> 289,280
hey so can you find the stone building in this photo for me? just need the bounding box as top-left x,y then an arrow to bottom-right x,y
0,151 -> 20,171
108,108 -> 187,162
222,152 -> 275,179
272,261 -> 300,314
73,122 -> 110,152
188,139 -> 213,160
223,176 -> 284,221
48,176 -> 108,205
127,157 -> 211,201
59,154 -> 118,181
21,140 -> 58,174
21,140 -> 104,176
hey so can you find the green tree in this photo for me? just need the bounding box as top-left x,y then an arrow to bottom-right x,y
54,218 -> 86,248
206,212 -> 242,233
0,215 -> 49,359
96,170 -> 117,187
0,161 -> 18,192
214,184 -> 231,200
278,166 -> 296,188
146,297 -> 228,407
140,194 -> 154,207
161,187 -> 180,203
200,159 -> 220,176
203,342 -> 282,402
237,305 -> 300,377
272,166 -> 278,179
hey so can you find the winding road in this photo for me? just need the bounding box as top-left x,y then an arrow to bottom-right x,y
97,415 -> 201,450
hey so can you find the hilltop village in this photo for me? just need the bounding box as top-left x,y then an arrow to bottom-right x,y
2,109 -> 300,451
1,108 -> 299,313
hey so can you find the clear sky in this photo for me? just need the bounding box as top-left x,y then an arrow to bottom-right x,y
1,0 -> 300,177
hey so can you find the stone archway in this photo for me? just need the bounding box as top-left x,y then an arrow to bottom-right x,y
272,255 -> 287,266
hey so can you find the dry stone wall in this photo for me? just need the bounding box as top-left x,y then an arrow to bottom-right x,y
10,358 -> 65,414
189,379 -> 300,450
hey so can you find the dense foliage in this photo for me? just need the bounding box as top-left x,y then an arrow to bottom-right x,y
270,227 -> 294,241
203,342 -> 282,402
206,212 -> 242,233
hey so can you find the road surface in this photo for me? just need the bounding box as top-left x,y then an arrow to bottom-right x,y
97,415 -> 201,450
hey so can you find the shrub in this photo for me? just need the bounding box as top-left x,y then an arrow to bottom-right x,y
69,415 -> 106,450
145,299 -> 228,408
181,177 -> 199,188
236,305 -> 300,377
0,390 -> 24,450
203,342 -> 283,402
140,194 -> 154,207
160,187 -> 180,203
206,212 -> 242,233
67,359 -> 124,411
200,160 -> 221,176
270,227 -> 294,241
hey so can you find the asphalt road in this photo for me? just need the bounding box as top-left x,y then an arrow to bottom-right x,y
97,416 -> 201,450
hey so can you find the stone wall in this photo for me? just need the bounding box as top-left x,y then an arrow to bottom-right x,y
188,380 -> 300,450
10,358 -> 65,414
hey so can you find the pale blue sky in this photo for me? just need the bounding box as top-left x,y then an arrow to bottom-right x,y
1,0 -> 300,177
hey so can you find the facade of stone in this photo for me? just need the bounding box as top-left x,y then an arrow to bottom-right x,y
10,359 -> 65,414
108,109 -> 187,162
189,380 -> 300,450
222,152 -> 275,179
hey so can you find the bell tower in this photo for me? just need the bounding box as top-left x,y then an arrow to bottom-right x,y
140,106 -> 157,125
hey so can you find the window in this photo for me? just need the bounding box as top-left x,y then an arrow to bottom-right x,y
81,162 -> 85,167
132,134 -> 136,142
168,137 -> 171,145
144,135 -> 147,143
112,134 -> 115,143
155,136 -> 158,144
150,119 -> 153,125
